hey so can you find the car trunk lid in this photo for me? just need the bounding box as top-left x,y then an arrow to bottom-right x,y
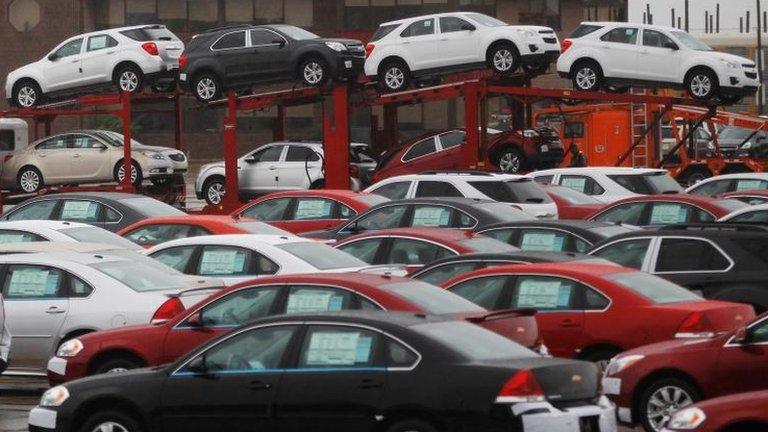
658,300 -> 756,336
453,308 -> 541,349
489,356 -> 599,403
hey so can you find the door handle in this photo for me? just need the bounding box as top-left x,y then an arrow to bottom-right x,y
73,153 -> 81,158
46,306 -> 66,314
359,378 -> 383,389
268,166 -> 277,170
70,59 -> 80,63
559,319 -> 581,328
248,380 -> 272,390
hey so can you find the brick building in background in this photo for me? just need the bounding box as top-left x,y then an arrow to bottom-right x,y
0,0 -> 627,160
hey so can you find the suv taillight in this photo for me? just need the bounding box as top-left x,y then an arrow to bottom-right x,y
561,39 -> 573,53
152,297 -> 184,324
3,154 -> 12,163
496,369 -> 545,403
142,42 -> 159,56
179,53 -> 188,70
365,43 -> 375,58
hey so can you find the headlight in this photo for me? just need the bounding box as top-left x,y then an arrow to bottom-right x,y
40,386 -> 69,407
325,41 -> 347,52
56,338 -> 83,357
720,59 -> 740,69
516,29 -> 537,38
667,407 -> 706,429
742,141 -> 752,149
605,354 -> 645,376
140,151 -> 165,160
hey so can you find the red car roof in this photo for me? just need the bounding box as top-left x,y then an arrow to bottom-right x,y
589,193 -> 744,219
117,215 -> 256,235
231,190 -> 381,216
334,228 -> 485,253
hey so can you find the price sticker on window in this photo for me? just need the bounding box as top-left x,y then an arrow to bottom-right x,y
520,232 -> 564,251
517,279 -> 571,309
61,201 -> 98,220
649,204 -> 686,224
8,269 -> 58,296
0,233 -> 31,244
305,331 -> 360,366
736,180 -> 764,191
286,291 -> 334,313
560,177 -> 587,193
412,207 -> 450,227
295,200 -> 331,220
199,250 -> 246,275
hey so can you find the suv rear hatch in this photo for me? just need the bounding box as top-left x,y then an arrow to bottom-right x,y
121,25 -> 184,64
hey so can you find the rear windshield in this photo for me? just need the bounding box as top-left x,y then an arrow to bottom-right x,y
571,24 -> 603,38
277,241 -> 367,270
460,237 -> 517,253
120,26 -> 178,41
354,194 -> 390,207
714,199 -> 749,213
412,321 -> 534,360
121,198 -> 185,217
59,227 -> 138,249
605,271 -> 702,304
469,180 -> 552,204
476,202 -> 533,222
607,173 -> 682,194
381,281 -> 484,314
371,24 -> 400,42
90,260 -> 186,292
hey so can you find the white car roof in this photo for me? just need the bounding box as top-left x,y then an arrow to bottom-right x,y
719,203 -> 768,221
148,234 -> 308,250
66,24 -> 171,40
0,220 -> 92,232
530,167 -> 667,176
381,11 -> 488,26
0,242 -> 122,254
580,21 -> 680,33
0,251 -> 126,266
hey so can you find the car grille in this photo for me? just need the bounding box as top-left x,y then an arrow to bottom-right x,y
539,29 -> 555,34
169,153 -> 186,162
746,71 -> 758,79
347,44 -> 366,57
543,37 -> 557,44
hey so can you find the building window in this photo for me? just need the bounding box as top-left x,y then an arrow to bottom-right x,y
520,0 -> 560,30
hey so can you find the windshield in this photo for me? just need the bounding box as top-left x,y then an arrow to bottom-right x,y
605,271 -> 702,304
608,173 -> 682,194
466,13 -> 507,27
671,31 -> 712,51
550,186 -> 602,204
96,130 -> 142,147
719,127 -> 754,140
382,281 -> 484,314
469,180 -> 551,204
274,25 -> 319,40
59,227 -> 138,249
412,321 -> 534,360
236,221 -> 291,236
476,202 -> 533,222
277,241 -> 367,270
90,260 -> 186,292
460,236 -> 517,253
121,197 -> 185,217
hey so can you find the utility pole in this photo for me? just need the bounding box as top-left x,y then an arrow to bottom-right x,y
758,0 -> 764,114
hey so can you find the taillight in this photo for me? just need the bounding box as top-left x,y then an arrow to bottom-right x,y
496,369 -> 545,403
3,154 -> 12,162
179,53 -> 188,70
152,297 -> 184,324
365,43 -> 375,58
676,312 -> 713,338
142,42 -> 159,56
561,39 -> 573,53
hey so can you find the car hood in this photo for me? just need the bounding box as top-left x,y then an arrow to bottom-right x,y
6,60 -> 44,83
64,364 -> 166,390
200,160 -> 226,172
619,333 -> 727,358
319,38 -> 363,45
132,144 -> 185,155
716,52 -> 755,66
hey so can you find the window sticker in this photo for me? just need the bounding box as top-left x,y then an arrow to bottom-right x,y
0,233 -> 32,243
516,279 -> 571,308
355,336 -> 373,362
649,204 -> 686,224
199,250 -> 246,275
520,232 -> 564,251
305,331 -> 360,366
90,36 -> 107,50
412,207 -> 450,227
295,200 -> 332,220
8,269 -> 59,297
561,177 -> 587,192
61,201 -> 98,220
736,180 -> 764,191
287,290 -> 335,313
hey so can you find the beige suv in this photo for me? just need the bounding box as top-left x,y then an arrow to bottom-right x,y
0,130 -> 187,193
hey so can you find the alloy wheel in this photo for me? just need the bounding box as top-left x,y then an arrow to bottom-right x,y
493,49 -> 514,71
646,385 -> 694,431
303,62 -> 324,85
575,68 -> 597,90
89,421 -> 130,432
384,67 -> 405,90
690,74 -> 712,98
196,78 -> 217,101
19,170 -> 40,192
17,86 -> 37,108
499,152 -> 521,173
119,72 -> 139,92
207,182 -> 225,205
117,165 -> 138,184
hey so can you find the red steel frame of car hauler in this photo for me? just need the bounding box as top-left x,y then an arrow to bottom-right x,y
0,92 -> 184,212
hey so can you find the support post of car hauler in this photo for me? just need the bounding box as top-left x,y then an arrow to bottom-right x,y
463,80 -> 480,169
223,91 -> 241,209
120,92 -> 133,193
323,84 -> 351,189
174,92 -> 183,151
274,105 -> 286,141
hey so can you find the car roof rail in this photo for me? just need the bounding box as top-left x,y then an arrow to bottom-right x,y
659,223 -> 768,233
201,23 -> 254,34
419,170 -> 494,176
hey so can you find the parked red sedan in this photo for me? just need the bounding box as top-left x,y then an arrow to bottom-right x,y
715,189 -> 768,205
441,262 -> 753,365
47,273 -> 542,384
589,194 -> 746,227
230,189 -> 388,234
543,184 -> 605,219
118,215 -> 290,248
602,313 -> 766,432
663,390 -> 768,432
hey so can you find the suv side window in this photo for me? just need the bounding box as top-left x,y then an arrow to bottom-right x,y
285,146 -> 320,162
600,27 -> 639,44
252,145 -> 283,162
87,35 -> 118,51
655,238 -> 730,272
212,31 -> 246,50
401,18 -> 435,37
2,265 -> 65,299
415,181 -> 463,198
369,181 -> 411,200
642,29 -> 675,48
440,17 -> 472,33
403,137 -> 437,161
560,175 -> 605,195
590,238 -> 652,269
250,29 -> 282,46
54,38 -> 84,58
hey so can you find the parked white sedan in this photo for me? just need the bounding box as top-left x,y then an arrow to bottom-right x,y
145,234 -> 374,285
0,251 -> 218,375
718,203 -> 768,223
0,220 -> 139,250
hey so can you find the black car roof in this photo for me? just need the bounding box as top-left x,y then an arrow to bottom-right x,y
243,310 -> 451,330
418,250 -> 594,267
478,220 -> 634,241
591,223 -> 768,246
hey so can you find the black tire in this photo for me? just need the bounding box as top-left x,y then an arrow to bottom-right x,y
495,147 -> 526,173
678,167 -> 712,188
77,409 -> 143,432
203,176 -> 226,206
12,80 -> 43,108
114,64 -> 144,93
685,68 -> 719,100
488,43 -> 520,74
191,72 -> 222,103
299,57 -> 328,87
379,60 -> 410,92
17,166 -> 43,193
150,177 -> 170,187
638,377 -> 701,432
114,161 -> 142,187
571,60 -> 603,92
94,357 -> 143,375
384,419 -> 439,432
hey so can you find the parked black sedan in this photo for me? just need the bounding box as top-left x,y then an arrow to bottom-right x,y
28,311 -> 616,432
589,224 -> 768,312
476,220 -> 639,253
0,192 -> 185,232
302,197 -> 535,242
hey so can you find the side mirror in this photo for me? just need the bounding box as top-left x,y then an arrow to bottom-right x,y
186,311 -> 203,328
48,53 -> 59,61
185,355 -> 208,374
461,23 -> 476,31
732,326 -> 749,344
664,41 -> 679,50
272,38 -> 286,47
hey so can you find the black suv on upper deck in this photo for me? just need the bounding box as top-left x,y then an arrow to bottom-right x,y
179,24 -> 365,102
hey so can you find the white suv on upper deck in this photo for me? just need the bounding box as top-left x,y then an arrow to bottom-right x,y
5,25 -> 183,107
557,22 -> 759,102
364,12 -> 560,92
